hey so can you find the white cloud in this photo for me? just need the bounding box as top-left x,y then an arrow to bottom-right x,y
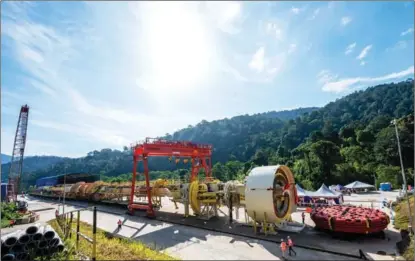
360,61 -> 366,66
291,7 -> 300,15
288,43 -> 297,54
266,22 -> 283,41
387,41 -> 408,52
341,16 -> 352,26
345,42 -> 356,55
308,8 -> 320,20
204,2 -> 242,34
2,2 -> 223,155
356,45 -> 372,60
401,28 -> 414,36
317,70 -> 338,85
249,47 -> 265,72
321,66 -> 414,93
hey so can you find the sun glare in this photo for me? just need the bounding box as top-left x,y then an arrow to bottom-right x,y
140,3 -> 213,93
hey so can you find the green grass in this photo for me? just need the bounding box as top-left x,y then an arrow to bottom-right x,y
403,235 -> 414,261
394,196 -> 414,230
0,202 -> 24,228
48,218 -> 178,260
393,196 -> 414,261
1,219 -> 10,228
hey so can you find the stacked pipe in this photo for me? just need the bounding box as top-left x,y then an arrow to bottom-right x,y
1,223 -> 65,260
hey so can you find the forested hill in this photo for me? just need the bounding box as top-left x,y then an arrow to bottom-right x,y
1,156 -> 69,183
1,154 -> 12,164
5,79 -> 414,190
2,107 -> 316,184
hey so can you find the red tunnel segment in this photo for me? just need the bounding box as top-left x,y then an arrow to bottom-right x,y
310,205 -> 389,234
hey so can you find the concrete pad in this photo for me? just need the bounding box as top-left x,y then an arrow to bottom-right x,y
23,196 -> 361,260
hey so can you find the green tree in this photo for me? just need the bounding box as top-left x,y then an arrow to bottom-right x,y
376,165 -> 401,189
310,140 -> 342,185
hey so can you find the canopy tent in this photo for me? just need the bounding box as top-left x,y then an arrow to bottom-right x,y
295,184 -> 314,197
344,181 -> 374,190
308,184 -> 342,199
296,184 -> 306,197
295,184 -> 313,204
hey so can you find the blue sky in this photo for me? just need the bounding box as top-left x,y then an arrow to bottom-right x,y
1,1 -> 414,157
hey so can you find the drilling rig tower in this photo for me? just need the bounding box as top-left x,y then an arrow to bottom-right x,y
7,105 -> 29,202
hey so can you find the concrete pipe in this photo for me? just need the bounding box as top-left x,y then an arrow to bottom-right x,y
245,165 -> 297,224
2,253 -> 15,261
10,243 -> 24,253
33,225 -> 45,241
17,231 -> 31,245
37,240 -> 48,249
2,244 -> 10,255
35,248 -> 45,257
2,231 -> 20,247
49,246 -> 57,255
56,243 -> 65,253
49,237 -> 59,247
25,241 -> 38,251
43,225 -> 56,240
16,252 -> 30,261
25,223 -> 41,235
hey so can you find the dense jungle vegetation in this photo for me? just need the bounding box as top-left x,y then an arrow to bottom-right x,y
2,79 -> 414,190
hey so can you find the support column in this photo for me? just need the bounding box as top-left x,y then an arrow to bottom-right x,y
190,158 -> 200,182
128,155 -> 137,213
201,157 -> 211,180
143,155 -> 155,217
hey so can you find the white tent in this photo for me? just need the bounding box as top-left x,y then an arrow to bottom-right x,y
309,184 -> 342,198
295,184 -> 307,197
344,181 -> 374,189
295,184 -> 314,197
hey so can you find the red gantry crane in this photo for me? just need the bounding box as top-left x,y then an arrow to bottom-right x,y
129,138 -> 212,217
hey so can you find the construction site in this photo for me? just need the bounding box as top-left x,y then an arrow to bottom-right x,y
1,104 -> 411,261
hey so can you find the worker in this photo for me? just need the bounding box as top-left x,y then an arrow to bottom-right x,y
280,238 -> 287,259
55,209 -> 59,218
117,219 -> 122,230
287,236 -> 296,256
301,212 -> 305,224
9,219 -> 15,228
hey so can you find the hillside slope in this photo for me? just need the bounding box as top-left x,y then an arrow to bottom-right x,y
6,80 -> 414,190
1,154 -> 11,164
1,156 -> 68,183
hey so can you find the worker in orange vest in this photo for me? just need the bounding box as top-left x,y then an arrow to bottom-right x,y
301,212 -> 305,224
287,236 -> 296,256
280,238 -> 287,259
117,219 -> 122,230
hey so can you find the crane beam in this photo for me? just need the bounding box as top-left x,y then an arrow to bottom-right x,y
128,137 -> 213,218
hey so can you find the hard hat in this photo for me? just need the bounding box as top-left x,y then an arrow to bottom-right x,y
281,239 -> 283,242
287,236 -> 290,239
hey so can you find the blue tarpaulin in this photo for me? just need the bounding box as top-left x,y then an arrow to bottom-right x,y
36,173 -> 100,187
36,176 -> 58,187
1,183 -> 7,202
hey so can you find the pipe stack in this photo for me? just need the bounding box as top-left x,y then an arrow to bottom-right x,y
1,223 -> 66,260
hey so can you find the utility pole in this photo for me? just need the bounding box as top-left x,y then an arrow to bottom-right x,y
391,119 -> 413,233
63,166 -> 67,214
